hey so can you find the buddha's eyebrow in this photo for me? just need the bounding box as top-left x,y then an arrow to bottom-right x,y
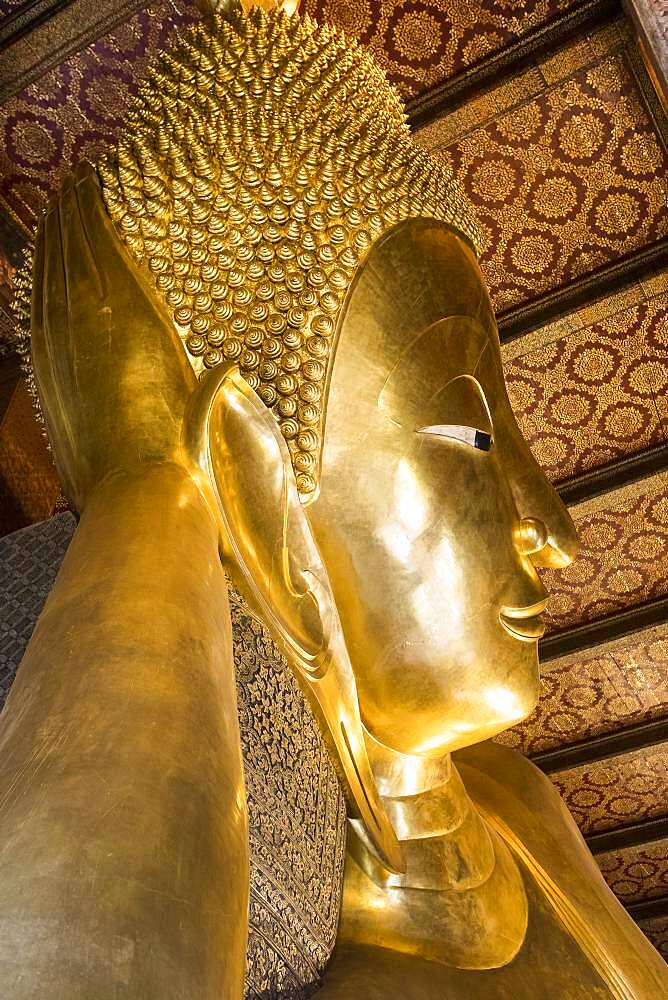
378,315 -> 490,426
418,425 -> 493,451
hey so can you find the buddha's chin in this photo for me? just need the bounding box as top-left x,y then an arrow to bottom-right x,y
404,716 -> 529,758
362,713 -> 522,759
358,658 -> 540,758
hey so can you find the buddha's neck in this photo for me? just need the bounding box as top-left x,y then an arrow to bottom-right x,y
364,726 -> 455,800
359,729 -> 496,892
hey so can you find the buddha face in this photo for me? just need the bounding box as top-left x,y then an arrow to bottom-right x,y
307,220 -> 577,757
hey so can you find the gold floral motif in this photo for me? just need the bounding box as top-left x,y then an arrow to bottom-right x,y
230,584 -> 346,998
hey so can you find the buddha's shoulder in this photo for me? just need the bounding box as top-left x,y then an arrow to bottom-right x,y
454,741 -> 668,999
454,739 -> 573,824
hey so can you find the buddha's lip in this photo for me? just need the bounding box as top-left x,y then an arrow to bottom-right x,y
499,600 -> 547,642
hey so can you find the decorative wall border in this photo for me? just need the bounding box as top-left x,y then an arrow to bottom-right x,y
627,895 -> 668,921
557,443 -> 668,507
532,719 -> 668,773
0,0 -> 71,50
408,5 -> 667,343
406,0 -> 621,128
0,0 -> 146,102
490,24 -> 667,340
539,596 -> 668,663
625,42 -> 668,152
497,239 -> 668,344
587,816 -> 668,853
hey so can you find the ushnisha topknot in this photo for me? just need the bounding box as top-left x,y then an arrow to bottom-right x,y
16,4 -> 479,497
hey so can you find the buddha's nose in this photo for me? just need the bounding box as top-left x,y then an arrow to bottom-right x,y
514,503 -> 578,570
514,517 -> 548,556
500,412 -> 579,569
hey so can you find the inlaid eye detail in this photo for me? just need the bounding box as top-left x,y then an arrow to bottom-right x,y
417,425 -> 493,451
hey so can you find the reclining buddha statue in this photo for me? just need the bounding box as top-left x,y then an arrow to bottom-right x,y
2,1 -> 666,997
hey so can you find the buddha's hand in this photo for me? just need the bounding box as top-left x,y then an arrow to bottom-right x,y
31,160 -> 197,511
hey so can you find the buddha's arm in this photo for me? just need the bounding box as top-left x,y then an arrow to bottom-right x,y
0,463 -> 248,999
0,164 -> 249,998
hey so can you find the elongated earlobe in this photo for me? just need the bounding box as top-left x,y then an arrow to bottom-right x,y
183,365 -> 403,873
185,363 -> 324,664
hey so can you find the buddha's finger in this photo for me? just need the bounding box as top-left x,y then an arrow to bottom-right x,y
36,205 -> 77,476
73,160 -> 131,292
43,199 -> 69,357
60,169 -> 103,309
74,159 -> 186,363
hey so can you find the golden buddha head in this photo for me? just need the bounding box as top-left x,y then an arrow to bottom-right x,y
30,6 -> 575,840
310,219 -> 578,756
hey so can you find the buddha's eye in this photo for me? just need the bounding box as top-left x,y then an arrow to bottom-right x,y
417,424 -> 493,452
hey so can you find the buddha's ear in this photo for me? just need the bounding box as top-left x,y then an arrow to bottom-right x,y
183,365 -> 403,874
185,363 -> 325,663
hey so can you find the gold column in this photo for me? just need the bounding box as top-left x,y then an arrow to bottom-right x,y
0,463 -> 248,999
